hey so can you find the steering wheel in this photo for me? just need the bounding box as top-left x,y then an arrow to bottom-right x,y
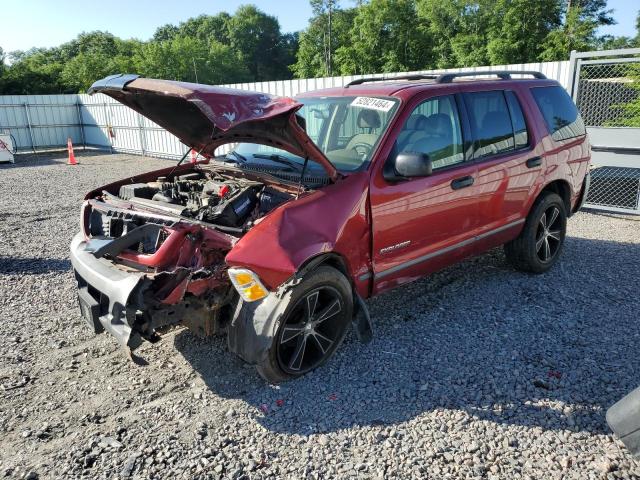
350,142 -> 373,158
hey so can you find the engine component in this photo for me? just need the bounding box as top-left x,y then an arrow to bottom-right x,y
258,187 -> 292,215
197,186 -> 258,227
119,183 -> 156,200
115,169 -> 293,230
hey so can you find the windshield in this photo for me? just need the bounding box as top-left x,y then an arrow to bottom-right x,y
229,95 -> 399,173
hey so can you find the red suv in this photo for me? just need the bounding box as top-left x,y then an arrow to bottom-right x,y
71,72 -> 590,382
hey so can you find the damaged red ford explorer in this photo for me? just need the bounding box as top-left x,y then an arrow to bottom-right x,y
70,72 -> 590,382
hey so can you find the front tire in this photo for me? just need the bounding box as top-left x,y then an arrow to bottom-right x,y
504,192 -> 567,273
256,266 -> 353,383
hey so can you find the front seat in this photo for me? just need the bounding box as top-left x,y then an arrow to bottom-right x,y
408,114 -> 455,169
345,109 -> 381,151
397,114 -> 428,151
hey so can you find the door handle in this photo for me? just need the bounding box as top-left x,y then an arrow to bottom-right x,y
451,175 -> 474,190
526,156 -> 542,168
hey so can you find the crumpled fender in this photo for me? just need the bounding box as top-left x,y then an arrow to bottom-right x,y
227,288 -> 293,365
224,171 -> 372,298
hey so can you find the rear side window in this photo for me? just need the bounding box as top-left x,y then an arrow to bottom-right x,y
464,91 -> 515,158
505,91 -> 529,149
531,86 -> 586,141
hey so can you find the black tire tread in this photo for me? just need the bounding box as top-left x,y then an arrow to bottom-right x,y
504,192 -> 566,274
256,265 -> 352,384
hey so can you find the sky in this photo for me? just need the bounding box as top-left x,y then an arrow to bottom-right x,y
0,0 -> 637,54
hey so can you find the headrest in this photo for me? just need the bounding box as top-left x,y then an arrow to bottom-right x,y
357,109 -> 381,129
406,114 -> 427,130
426,113 -> 452,136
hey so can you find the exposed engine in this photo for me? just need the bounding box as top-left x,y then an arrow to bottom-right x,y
114,170 -> 294,231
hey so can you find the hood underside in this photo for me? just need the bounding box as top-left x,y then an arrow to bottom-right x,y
88,74 -> 338,180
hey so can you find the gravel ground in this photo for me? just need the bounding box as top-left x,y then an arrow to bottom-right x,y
1,151 -> 639,480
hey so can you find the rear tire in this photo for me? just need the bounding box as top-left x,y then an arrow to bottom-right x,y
256,266 -> 353,383
504,192 -> 567,273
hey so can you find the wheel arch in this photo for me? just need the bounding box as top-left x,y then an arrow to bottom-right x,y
295,252 -> 351,279
538,179 -> 572,216
294,252 -> 373,344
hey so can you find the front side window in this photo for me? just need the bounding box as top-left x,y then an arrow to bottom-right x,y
231,96 -> 399,174
531,86 -> 586,141
396,95 -> 464,170
464,90 -> 515,158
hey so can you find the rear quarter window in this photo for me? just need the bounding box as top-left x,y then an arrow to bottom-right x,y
531,86 -> 586,141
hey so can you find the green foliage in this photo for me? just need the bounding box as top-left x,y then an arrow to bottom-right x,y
0,6 -> 295,94
335,0 -> 431,74
486,0 -> 562,64
293,7 -> 355,77
226,5 -> 293,80
295,0 -> 633,77
1,1 -> 638,93
540,7 -> 600,61
133,36 -> 251,84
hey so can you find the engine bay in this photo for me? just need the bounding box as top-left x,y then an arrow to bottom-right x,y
113,170 -> 295,232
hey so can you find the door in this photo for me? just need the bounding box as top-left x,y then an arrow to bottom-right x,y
369,93 -> 478,294
462,88 -> 542,253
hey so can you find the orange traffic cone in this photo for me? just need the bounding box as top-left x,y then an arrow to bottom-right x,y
190,149 -> 197,164
67,138 -> 77,165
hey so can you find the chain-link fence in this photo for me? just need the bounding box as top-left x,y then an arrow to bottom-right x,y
588,166 -> 640,211
576,62 -> 640,127
571,48 -> 640,215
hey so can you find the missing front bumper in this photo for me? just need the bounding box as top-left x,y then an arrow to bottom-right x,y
70,232 -> 231,351
70,232 -> 148,349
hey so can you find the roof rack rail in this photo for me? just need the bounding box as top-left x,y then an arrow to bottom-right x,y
435,70 -> 547,83
345,74 -> 438,87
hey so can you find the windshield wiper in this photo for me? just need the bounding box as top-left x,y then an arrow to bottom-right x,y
226,150 -> 247,163
252,153 -> 304,172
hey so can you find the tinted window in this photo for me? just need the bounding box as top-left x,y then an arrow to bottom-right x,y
505,91 -> 529,149
464,90 -> 514,157
397,95 -> 464,170
531,86 -> 586,141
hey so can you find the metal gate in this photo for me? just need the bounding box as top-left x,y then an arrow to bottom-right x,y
568,48 -> 640,214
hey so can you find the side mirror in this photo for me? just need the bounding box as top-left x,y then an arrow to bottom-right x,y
391,151 -> 432,179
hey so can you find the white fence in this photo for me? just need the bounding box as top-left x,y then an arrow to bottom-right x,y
0,61 -> 570,158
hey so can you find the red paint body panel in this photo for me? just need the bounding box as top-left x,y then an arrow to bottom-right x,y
225,172 -> 372,297
88,77 -> 338,179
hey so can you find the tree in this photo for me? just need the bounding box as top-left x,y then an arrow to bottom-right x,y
540,6 -> 599,60
226,5 -> 293,80
133,36 -> 250,85
309,0 -> 339,75
416,0 -> 494,68
335,0 -> 431,74
486,0 -> 562,64
293,7 -> 355,77
570,0 -> 614,26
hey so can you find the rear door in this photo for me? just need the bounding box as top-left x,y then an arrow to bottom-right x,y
369,92 -> 479,294
461,87 -> 544,253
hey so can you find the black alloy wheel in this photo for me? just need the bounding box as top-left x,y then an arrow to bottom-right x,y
535,205 -> 563,263
276,286 -> 344,375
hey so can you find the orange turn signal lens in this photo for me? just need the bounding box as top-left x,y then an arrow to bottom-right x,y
228,268 -> 269,302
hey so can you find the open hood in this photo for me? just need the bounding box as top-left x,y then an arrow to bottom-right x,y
88,74 -> 338,181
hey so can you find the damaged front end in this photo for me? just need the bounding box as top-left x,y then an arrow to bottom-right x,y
70,208 -> 235,351
70,165 -> 299,351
